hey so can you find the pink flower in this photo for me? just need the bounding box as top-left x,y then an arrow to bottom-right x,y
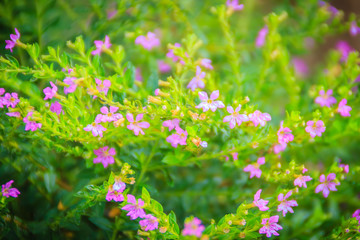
63,77 -> 78,94
91,35 -> 111,55
139,214 -> 159,231
6,112 -> 21,118
62,68 -> 73,74
294,175 -> 312,188
256,26 -> 268,48
166,43 -> 185,64
292,58 -> 309,78
50,101 -> 63,115
84,122 -> 107,137
277,121 -> 294,144
315,173 -> 340,198
5,28 -> 20,52
244,157 -> 265,179
259,215 -> 282,238
95,79 -> 111,97
339,161 -> 349,174
158,60 -> 171,73
126,113 -> 150,135
23,112 -> 42,131
122,194 -> 146,220
337,99 -> 352,117
166,126 -> 188,148
43,81 -> 58,100
273,143 -> 287,154
187,66 -> 206,91
93,146 -> 116,168
96,106 -> 123,123
135,32 -> 160,50
200,58 -> 214,70
182,217 -> 205,237
1,180 -> 20,198
335,41 -> 354,62
195,90 -> 225,112
4,93 -> 20,108
248,110 -> 271,127
353,209 -> 360,225
162,118 -> 180,131
106,179 -> 126,202
135,68 -> 143,82
226,0 -> 244,11
350,21 -> 360,36
315,89 -> 337,107
223,104 -> 249,129
277,191 -> 298,217
305,120 -> 326,138
253,189 -> 269,211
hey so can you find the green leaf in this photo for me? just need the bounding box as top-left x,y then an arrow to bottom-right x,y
124,61 -> 135,88
141,187 -> 151,205
146,70 -> 158,93
44,171 -> 56,193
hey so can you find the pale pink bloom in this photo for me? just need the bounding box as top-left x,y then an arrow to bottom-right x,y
166,126 -> 188,148
195,90 -> 225,112
135,32 -> 160,50
166,43 -> 185,64
5,28 -> 20,52
305,120 -> 326,138
126,113 -> 150,135
315,89 -> 337,107
96,106 -> 123,123
292,58 -> 309,78
50,101 -> 63,115
200,141 -> 208,148
337,99 -> 352,117
163,118 -> 180,131
294,175 -> 312,188
256,26 -> 268,48
95,79 -> 111,98
6,112 -> 21,118
302,167 -> 308,174
200,58 -> 214,70
84,122 -> 107,137
224,152 -> 238,161
277,121 -> 294,144
93,146 -> 116,168
91,35 -> 111,55
135,68 -> 143,82
106,180 -> 126,202
259,215 -> 282,238
63,77 -> 78,94
187,66 -> 206,91
4,93 -> 20,108
1,180 -> 20,198
62,68 -> 73,74
43,81 -> 58,100
158,60 -> 171,73
23,112 -> 42,131
253,189 -> 269,211
315,173 -> 340,198
350,21 -> 360,36
122,194 -> 146,220
277,191 -> 298,217
223,104 -> 249,129
336,41 -> 354,62
273,143 -> 287,154
0,88 -> 5,108
139,214 -> 159,231
182,217 -> 205,237
339,162 -> 349,174
226,0 -> 244,11
244,157 -> 265,179
248,110 -> 271,127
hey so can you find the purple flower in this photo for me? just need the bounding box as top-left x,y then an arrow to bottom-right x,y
91,35 -> 112,55
95,79 -> 111,98
63,77 -> 78,94
277,191 -> 298,217
122,194 -> 146,220
256,26 -> 268,48
353,209 -> 360,225
277,121 -> 294,144
273,143 -> 287,154
350,21 -> 360,36
319,1 -> 339,17
163,118 -> 180,131
4,92 -> 20,108
339,160 -> 349,174
294,175 -> 312,188
5,28 -> 20,52
305,120 -> 326,138
126,113 -> 150,136
84,122 -> 107,137
6,112 -> 21,118
139,214 -> 159,231
226,0 -> 244,11
43,81 -> 58,100
106,179 -> 126,202
50,101 -> 63,115
93,146 -> 116,168
337,99 -> 352,117
248,110 -> 271,127
315,173 -> 340,198
315,89 -> 337,107
135,32 -> 160,50
253,189 -> 269,211
182,217 -> 205,237
23,112 -> 42,131
195,90 -> 225,112
158,60 -> 171,73
336,41 -> 354,62
243,157 -> 265,179
223,104 -> 249,129
166,43 -> 185,64
292,57 -> 309,78
187,66 -> 206,91
1,180 -> 20,198
259,215 -> 282,238
135,68 -> 143,82
96,106 -> 123,123
200,58 -> 214,70
166,126 -> 188,148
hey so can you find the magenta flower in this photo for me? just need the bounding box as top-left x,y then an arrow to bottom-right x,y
256,26 -> 268,48
126,113 -> 150,136
23,112 -> 42,131
353,209 -> 360,224
95,79 -> 111,97
305,120 -> 326,138
259,215 -> 282,238
277,121 -> 294,144
139,214 -> 159,231
292,58 -> 309,78
43,81 -> 58,100
50,101 -> 63,115
200,58 -> 214,70
182,217 -> 205,237
5,28 -> 20,52
277,191 -> 298,217
223,104 -> 249,129
315,173 -> 340,198
273,143 -> 287,154
319,1 -> 339,16
253,189 -> 269,211
243,157 -> 265,179
226,0 -> 244,11
315,89 -> 337,107
135,32 -> 160,50
91,35 -> 112,55
6,112 -> 21,118
195,90 -> 225,112
166,126 -> 188,148
93,146 -> 116,168
187,66 -> 206,91
163,118 -> 180,131
96,106 -> 123,123
1,180 -> 20,198
4,92 -> 20,108
336,41 -> 354,62
350,21 -> 360,36
158,60 -> 171,73
62,67 -> 73,74
248,110 -> 271,127
63,77 -> 78,94
106,179 -> 126,202
122,194 -> 146,220
294,175 -> 312,188
166,43 -> 185,64
135,67 -> 143,82
339,161 -> 349,174
337,99 -> 352,117
84,122 -> 107,137
0,88 -> 5,108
